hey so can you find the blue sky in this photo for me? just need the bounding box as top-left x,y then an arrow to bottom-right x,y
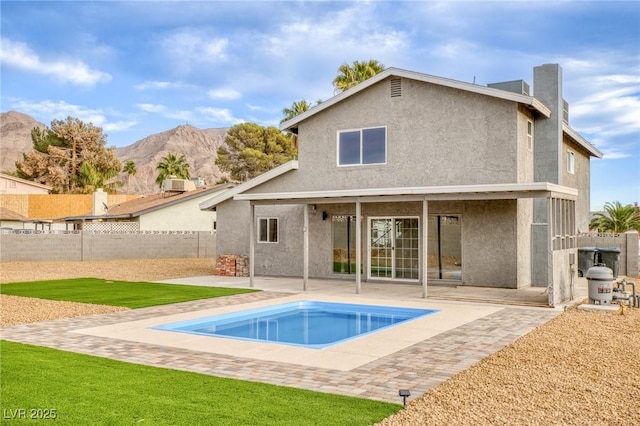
1,1 -> 638,210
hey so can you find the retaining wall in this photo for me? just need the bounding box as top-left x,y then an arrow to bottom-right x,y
0,231 -> 216,262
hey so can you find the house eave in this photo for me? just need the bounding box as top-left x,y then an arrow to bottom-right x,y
280,67 -> 551,132
199,160 -> 300,210
563,124 -> 603,158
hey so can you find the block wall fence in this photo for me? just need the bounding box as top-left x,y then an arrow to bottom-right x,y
0,231 -> 216,262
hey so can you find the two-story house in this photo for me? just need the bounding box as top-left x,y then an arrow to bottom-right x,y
201,64 -> 602,306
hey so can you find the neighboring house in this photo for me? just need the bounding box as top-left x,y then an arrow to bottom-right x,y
201,64 -> 602,306
65,183 -> 233,232
0,206 -> 31,229
0,173 -> 51,194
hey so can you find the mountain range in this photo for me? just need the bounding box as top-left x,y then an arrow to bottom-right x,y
0,111 -> 230,194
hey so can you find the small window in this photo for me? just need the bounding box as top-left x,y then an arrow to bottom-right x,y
258,218 -> 278,243
338,127 -> 386,166
567,151 -> 575,174
9,181 -> 17,188
527,121 -> 533,151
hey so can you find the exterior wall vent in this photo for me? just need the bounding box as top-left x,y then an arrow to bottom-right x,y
390,77 -> 402,97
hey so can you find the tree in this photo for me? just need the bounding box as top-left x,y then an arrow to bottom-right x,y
155,152 -> 190,187
77,162 -> 122,194
123,160 -> 137,194
281,99 -> 322,123
16,117 -> 121,194
332,59 -> 385,92
215,123 -> 296,181
589,201 -> 640,233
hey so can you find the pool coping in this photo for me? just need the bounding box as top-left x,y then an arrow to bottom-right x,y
0,291 -> 561,403
71,294 -> 503,371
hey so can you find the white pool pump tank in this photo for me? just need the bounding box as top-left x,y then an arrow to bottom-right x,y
586,266 -> 614,305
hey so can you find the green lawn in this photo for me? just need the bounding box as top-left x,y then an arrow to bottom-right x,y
0,278 -> 257,308
1,341 -> 400,425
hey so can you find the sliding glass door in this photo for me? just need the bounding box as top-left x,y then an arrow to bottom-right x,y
369,217 -> 419,280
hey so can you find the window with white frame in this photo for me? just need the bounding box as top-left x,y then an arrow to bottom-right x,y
567,151 -> 575,174
258,217 -> 278,243
527,121 -> 533,151
338,126 -> 386,166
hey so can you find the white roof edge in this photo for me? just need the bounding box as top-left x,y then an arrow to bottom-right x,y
280,67 -> 551,131
234,182 -> 578,201
562,124 -> 603,158
199,160 -> 299,210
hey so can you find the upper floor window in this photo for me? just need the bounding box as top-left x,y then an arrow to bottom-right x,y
258,217 -> 278,243
567,151 -> 575,174
338,127 -> 386,166
527,121 -> 533,151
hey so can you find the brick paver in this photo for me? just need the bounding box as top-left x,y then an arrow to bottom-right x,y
0,292 -> 560,403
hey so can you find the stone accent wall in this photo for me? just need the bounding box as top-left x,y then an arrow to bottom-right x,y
215,254 -> 249,277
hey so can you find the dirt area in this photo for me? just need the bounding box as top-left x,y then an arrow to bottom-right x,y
1,259 -> 639,425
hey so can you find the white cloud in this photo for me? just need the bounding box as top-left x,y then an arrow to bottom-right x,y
0,38 -> 111,86
207,88 -> 241,100
136,103 -> 167,113
102,120 -> 138,132
195,106 -> 241,124
159,29 -> 228,73
12,100 -> 135,133
133,80 -> 192,91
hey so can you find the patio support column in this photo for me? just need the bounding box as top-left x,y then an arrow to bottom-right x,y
249,203 -> 255,288
422,198 -> 428,298
303,203 -> 309,291
546,196 -> 554,306
355,200 -> 362,294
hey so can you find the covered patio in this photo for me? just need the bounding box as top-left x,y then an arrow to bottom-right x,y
235,182 -> 580,307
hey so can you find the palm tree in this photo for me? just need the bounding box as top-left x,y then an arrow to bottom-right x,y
155,152 -> 190,188
281,99 -> 312,123
76,161 -> 121,194
123,160 -> 136,194
333,59 -> 385,93
589,201 -> 640,233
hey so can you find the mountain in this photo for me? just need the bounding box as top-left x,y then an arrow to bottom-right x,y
0,111 -> 230,194
115,124 -> 230,194
0,111 -> 47,172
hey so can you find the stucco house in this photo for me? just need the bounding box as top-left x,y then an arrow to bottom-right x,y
202,64 -> 602,306
0,173 -> 51,194
65,183 -> 233,232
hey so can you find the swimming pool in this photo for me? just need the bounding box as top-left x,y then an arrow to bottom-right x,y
154,301 -> 438,349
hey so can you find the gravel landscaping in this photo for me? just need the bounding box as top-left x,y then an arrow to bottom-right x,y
1,258 -> 639,425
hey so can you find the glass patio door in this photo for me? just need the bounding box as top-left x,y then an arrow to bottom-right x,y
369,217 -> 419,280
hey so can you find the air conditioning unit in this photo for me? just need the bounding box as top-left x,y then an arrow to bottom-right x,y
163,179 -> 196,192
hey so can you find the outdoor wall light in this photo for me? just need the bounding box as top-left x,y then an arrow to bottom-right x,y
398,389 -> 410,407
322,211 -> 328,220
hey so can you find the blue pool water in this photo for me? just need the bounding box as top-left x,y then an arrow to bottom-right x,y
154,301 -> 438,349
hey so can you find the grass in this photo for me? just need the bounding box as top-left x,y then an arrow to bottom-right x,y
0,278 -> 257,308
1,341 -> 401,425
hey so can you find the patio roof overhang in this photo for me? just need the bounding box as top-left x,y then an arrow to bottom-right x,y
234,182 -> 578,205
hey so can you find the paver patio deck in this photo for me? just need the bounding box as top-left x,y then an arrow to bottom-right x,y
1,277 -> 577,403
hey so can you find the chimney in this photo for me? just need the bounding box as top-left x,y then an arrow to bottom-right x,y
92,188 -> 108,216
533,63 -> 564,186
